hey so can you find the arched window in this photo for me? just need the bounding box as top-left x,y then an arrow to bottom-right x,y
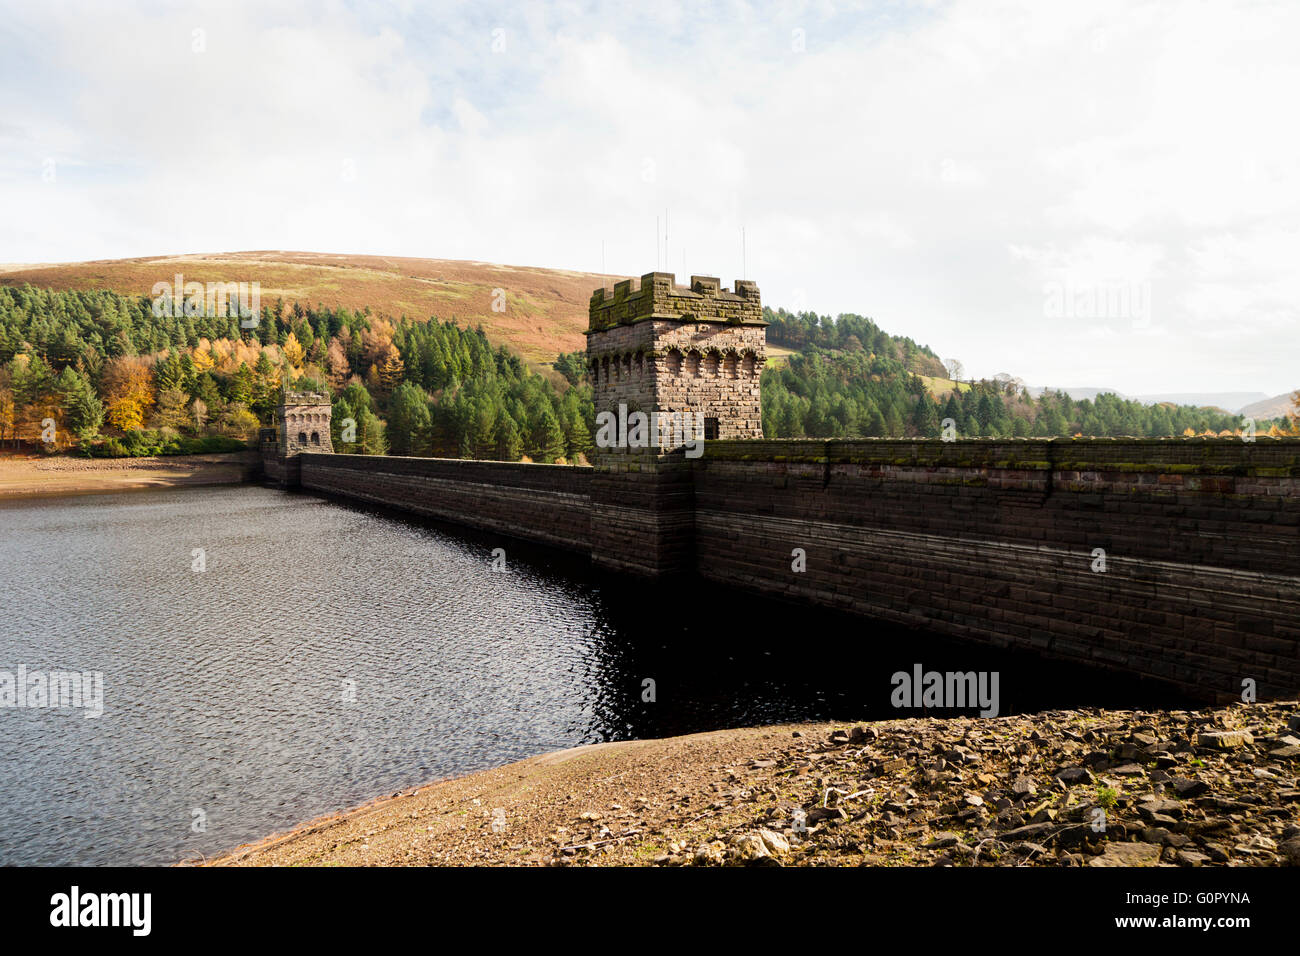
298,431 -> 307,444
311,432 -> 320,445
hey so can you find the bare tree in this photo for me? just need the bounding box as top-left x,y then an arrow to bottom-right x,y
944,358 -> 964,382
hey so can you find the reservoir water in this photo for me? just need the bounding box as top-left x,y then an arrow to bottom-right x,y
0,484 -> 1189,865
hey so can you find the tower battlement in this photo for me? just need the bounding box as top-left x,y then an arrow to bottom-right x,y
275,390 -> 334,456
585,271 -> 766,443
588,272 -> 763,332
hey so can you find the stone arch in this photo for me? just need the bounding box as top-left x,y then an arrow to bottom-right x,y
723,352 -> 738,379
741,351 -> 757,377
685,349 -> 701,378
666,349 -> 683,377
702,350 -> 720,377
311,431 -> 320,445
297,431 -> 307,444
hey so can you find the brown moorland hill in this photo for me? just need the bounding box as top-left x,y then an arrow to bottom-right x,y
0,251 -> 619,367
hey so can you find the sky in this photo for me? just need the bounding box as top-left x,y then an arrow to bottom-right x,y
0,0 -> 1297,397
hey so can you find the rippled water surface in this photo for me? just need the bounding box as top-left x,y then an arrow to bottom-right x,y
0,485 -> 1187,865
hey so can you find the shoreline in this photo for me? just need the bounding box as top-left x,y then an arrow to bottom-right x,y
204,700 -> 1300,868
0,451 -> 259,501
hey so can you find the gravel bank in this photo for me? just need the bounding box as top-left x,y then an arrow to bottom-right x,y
205,700 -> 1300,867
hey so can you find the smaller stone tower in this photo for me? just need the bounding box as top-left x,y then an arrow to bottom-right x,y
275,391 -> 334,455
586,272 -> 766,444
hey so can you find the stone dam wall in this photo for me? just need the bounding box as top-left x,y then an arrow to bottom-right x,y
262,438 -> 1300,700
295,452 -> 593,553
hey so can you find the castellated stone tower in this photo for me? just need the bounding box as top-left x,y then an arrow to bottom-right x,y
275,391 -> 334,455
586,272 -> 766,443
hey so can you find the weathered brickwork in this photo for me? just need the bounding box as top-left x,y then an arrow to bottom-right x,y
692,439 -> 1300,701
586,272 -> 766,441
297,453 -> 592,553
589,448 -> 696,576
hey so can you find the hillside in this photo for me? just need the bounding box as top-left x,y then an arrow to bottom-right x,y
1026,387 -> 1288,415
1241,391 -> 1300,422
0,251 -> 608,367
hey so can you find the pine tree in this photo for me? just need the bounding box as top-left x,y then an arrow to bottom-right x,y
494,414 -> 523,462
912,393 -> 940,437
530,407 -> 566,463
386,382 -> 430,456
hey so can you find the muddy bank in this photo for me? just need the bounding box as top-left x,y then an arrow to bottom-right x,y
205,700 -> 1300,867
0,451 -> 258,500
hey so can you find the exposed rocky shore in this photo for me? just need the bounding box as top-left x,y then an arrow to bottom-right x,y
0,451 -> 256,499
208,700 -> 1300,867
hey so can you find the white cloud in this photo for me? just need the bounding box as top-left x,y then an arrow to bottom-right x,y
0,0 -> 1296,395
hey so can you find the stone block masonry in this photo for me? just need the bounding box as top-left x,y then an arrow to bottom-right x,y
261,436 -> 1300,701
295,453 -> 592,553
586,273 -> 766,441
692,438 -> 1300,701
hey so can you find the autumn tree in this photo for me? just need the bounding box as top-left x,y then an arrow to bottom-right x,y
0,368 -> 14,447
325,336 -> 351,391
281,331 -> 304,369
101,355 -> 156,433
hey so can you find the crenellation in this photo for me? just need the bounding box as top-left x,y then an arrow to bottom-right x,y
586,270 -> 766,442
275,390 -> 335,456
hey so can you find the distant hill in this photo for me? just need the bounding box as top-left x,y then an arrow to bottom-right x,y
0,251 -> 610,368
1240,391 -> 1299,421
1028,386 -> 1277,415
1130,391 -> 1270,413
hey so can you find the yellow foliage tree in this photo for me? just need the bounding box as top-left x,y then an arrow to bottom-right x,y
107,397 -> 146,431
101,356 -> 155,433
0,385 -> 14,445
282,332 -> 304,369
191,340 -> 215,373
